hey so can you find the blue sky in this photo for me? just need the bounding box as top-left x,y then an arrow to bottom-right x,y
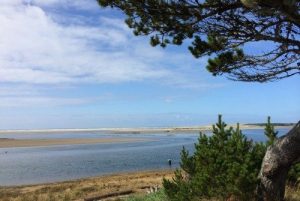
0,0 -> 299,129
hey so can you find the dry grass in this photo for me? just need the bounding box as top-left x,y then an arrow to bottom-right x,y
0,171 -> 298,201
285,185 -> 300,201
0,170 -> 173,201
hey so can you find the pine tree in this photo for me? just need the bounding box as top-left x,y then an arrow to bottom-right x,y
264,116 -> 278,146
98,0 -> 300,82
163,115 -> 266,201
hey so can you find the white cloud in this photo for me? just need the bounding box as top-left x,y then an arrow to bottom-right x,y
32,0 -> 99,10
0,1 -> 172,85
0,0 -> 223,92
0,85 -> 38,96
0,96 -> 85,107
0,84 -> 117,108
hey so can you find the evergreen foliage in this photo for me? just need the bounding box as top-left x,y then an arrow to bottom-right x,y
98,0 -> 300,82
163,115 -> 266,201
264,116 -> 279,146
163,116 -> 300,200
288,164 -> 300,186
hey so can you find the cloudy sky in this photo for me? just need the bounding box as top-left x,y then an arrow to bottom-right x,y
0,0 -> 299,129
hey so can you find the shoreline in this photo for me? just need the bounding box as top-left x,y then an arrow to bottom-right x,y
0,125 -> 293,134
0,137 -> 150,148
0,125 -> 293,148
0,169 -> 174,201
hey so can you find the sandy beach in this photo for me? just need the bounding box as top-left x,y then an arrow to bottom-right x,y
0,125 -> 293,148
0,124 -> 293,134
0,169 -> 174,201
0,138 -> 149,148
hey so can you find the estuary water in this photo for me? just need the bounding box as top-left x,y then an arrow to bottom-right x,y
0,128 -> 290,186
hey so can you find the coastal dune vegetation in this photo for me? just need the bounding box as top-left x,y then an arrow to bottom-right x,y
0,170 -> 174,201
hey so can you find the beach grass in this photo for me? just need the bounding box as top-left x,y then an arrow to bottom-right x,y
0,170 -> 173,201
0,177 -> 299,201
285,185 -> 300,201
125,186 -> 300,201
125,190 -> 167,201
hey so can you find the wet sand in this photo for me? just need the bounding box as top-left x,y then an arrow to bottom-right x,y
0,138 -> 148,148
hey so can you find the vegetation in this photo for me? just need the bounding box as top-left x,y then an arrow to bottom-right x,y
98,0 -> 300,82
126,187 -> 300,201
0,184 -> 80,201
126,190 -> 167,201
0,170 -> 173,201
162,116 -> 299,201
245,123 -> 295,127
163,115 -> 265,200
97,2 -> 300,199
285,186 -> 300,201
265,116 -> 278,146
0,116 -> 299,201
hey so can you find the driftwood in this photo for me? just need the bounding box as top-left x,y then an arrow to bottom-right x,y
257,121 -> 300,201
84,189 -> 134,201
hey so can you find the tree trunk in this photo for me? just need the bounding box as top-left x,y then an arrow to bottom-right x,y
257,121 -> 300,201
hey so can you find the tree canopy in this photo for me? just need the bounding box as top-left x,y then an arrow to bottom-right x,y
98,0 -> 300,82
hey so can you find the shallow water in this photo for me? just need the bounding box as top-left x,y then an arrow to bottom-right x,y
0,128 -> 289,186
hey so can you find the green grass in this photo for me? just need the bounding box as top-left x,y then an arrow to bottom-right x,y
125,186 -> 300,201
125,190 -> 167,201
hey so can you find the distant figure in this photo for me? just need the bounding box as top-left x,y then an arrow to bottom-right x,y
4,151 -> 7,154
168,159 -> 172,167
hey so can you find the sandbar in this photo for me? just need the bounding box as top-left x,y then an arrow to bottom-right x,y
0,138 -> 148,148
0,124 -> 293,134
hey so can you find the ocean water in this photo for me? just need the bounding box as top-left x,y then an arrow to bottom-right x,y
0,128 -> 290,186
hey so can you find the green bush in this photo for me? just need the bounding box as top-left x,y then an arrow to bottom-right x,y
264,116 -> 278,146
288,164 -> 300,186
163,115 -> 266,201
163,116 -> 300,201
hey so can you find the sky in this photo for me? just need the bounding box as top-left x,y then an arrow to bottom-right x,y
0,0 -> 299,129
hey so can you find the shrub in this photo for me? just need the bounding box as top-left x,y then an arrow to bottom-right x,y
288,164 -> 300,186
163,115 -> 266,201
264,116 -> 278,146
163,116 -> 300,200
